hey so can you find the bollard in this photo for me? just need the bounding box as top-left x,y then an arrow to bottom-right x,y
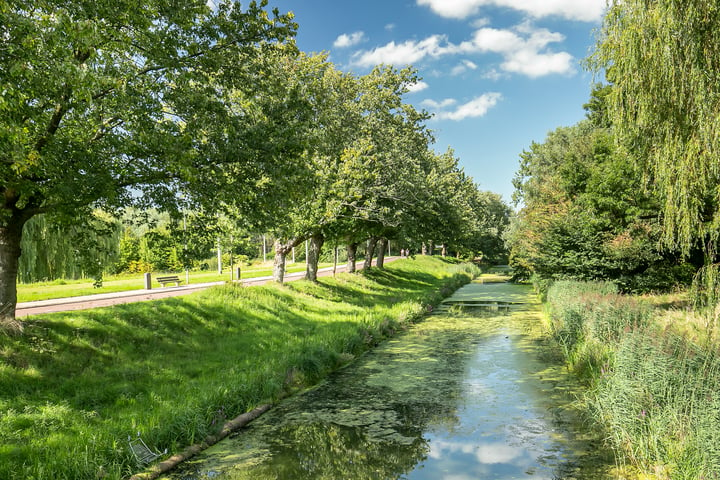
144,272 -> 152,290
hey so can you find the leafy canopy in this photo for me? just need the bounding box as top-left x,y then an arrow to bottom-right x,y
591,0 -> 720,255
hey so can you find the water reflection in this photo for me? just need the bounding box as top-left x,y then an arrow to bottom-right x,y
163,282 -> 613,480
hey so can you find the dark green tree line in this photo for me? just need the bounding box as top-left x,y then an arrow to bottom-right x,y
508,86 -> 694,292
2,1 -> 512,330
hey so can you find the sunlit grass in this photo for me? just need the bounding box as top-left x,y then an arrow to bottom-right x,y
0,256 -> 478,480
17,263 -> 334,303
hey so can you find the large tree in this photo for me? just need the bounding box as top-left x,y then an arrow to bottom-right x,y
508,94 -> 692,292
0,0 -> 295,328
592,0 -> 720,256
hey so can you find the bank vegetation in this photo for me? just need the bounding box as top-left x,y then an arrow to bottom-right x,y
0,256 -> 478,480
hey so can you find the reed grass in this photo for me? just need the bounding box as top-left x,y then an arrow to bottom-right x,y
546,280 -> 720,479
0,256 -> 478,480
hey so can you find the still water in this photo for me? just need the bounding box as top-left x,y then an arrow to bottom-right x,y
163,281 -> 613,480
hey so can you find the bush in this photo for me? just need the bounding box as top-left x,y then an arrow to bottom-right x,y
127,260 -> 153,273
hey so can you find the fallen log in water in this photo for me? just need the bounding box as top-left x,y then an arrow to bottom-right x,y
129,403 -> 273,480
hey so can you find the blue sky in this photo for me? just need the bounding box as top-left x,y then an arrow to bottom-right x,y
267,0 -> 606,203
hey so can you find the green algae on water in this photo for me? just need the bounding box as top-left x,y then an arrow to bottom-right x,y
162,282 -> 614,480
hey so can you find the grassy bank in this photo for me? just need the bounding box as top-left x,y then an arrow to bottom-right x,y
0,256 -> 478,480
545,280 -> 720,479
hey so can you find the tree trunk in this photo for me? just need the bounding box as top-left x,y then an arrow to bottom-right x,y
272,238 -> 300,284
272,240 -> 287,284
305,232 -> 325,282
0,217 -> 28,332
332,245 -> 338,276
363,237 -> 378,270
347,242 -> 358,273
441,243 -> 448,257
376,238 -> 388,269
428,241 -> 435,256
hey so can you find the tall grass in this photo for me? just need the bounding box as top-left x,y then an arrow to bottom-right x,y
0,256 -> 478,480
546,280 -> 720,479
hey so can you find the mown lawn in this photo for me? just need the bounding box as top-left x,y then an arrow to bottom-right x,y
0,256 -> 478,480
17,263 -> 333,303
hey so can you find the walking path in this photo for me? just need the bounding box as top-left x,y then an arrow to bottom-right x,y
16,259 -> 397,317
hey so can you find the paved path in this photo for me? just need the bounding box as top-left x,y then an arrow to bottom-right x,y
16,258 -> 397,317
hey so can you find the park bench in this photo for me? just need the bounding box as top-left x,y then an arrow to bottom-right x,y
128,433 -> 166,465
156,275 -> 181,287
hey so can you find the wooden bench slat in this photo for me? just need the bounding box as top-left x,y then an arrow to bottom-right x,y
156,275 -> 181,287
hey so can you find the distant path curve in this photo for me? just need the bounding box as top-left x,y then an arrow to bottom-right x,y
16,257 -> 398,317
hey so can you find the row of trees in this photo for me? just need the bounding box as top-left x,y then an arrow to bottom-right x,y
1,0 -> 509,328
508,0 -> 719,297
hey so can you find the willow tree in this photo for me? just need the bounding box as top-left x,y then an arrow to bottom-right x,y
0,0 -> 295,329
19,213 -> 120,283
592,0 -> 720,256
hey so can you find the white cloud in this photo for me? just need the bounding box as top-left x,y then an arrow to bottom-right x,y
433,92 -> 502,121
421,98 -> 457,109
458,23 -> 575,77
407,80 -> 430,93
482,68 -> 503,80
352,23 -> 575,78
416,0 -> 606,22
501,49 -> 573,77
451,59 -> 479,75
351,35 -> 451,67
471,17 -> 491,28
333,31 -> 366,48
416,0 -> 483,19
385,23 -> 396,31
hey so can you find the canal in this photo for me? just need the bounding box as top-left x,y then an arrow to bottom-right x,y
162,280 -> 614,479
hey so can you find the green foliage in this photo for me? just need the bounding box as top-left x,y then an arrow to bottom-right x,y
114,229 -> 141,274
592,0 -> 720,256
508,91 -> 693,293
0,256 -> 475,479
19,212 -> 121,283
126,260 -> 153,274
0,0 -> 299,320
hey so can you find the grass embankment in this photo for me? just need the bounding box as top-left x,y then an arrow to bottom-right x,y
17,263 -> 332,303
544,280 -> 720,479
0,256 -> 478,480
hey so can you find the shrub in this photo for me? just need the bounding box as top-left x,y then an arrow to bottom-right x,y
127,260 -> 153,273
